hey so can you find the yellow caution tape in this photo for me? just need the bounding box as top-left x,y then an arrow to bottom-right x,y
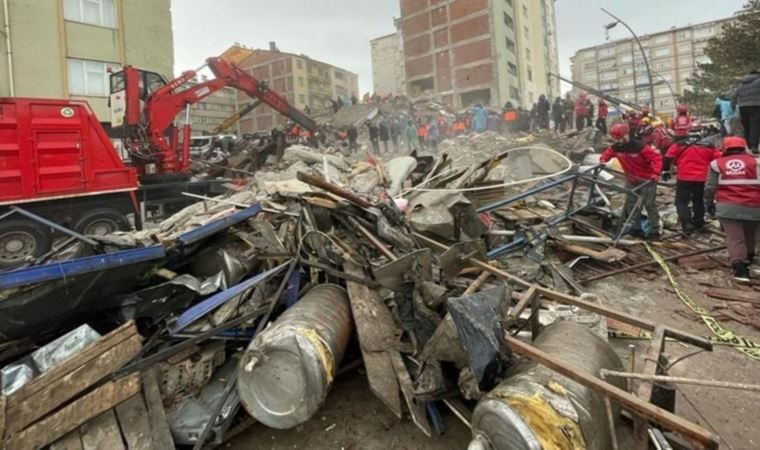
501,392 -> 586,450
644,243 -> 760,361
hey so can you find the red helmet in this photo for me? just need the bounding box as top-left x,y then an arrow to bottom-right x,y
609,123 -> 630,140
676,104 -> 688,114
721,136 -> 748,152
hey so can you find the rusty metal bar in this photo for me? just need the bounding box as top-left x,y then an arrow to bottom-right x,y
297,171 -> 373,209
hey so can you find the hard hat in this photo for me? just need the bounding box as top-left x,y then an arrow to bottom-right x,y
610,123 -> 630,140
641,117 -> 652,126
721,136 -> 748,152
677,104 -> 688,114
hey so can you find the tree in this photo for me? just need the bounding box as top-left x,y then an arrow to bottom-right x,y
680,1 -> 760,116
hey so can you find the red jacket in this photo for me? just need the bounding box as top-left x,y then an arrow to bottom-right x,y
600,139 -> 662,183
671,113 -> 692,137
665,142 -> 721,182
574,98 -> 588,116
597,101 -> 608,119
652,127 -> 673,152
710,153 -> 760,207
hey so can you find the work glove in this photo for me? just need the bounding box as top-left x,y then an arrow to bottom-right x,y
706,203 -> 716,218
661,171 -> 672,182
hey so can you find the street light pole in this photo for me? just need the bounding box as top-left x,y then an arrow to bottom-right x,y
601,8 -> 656,115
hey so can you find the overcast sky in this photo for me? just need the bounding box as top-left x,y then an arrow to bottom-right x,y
172,0 -> 744,94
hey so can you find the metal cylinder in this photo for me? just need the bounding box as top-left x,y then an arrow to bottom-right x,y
469,321 -> 625,450
237,284 -> 352,429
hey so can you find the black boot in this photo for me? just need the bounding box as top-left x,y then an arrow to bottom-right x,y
732,262 -> 751,283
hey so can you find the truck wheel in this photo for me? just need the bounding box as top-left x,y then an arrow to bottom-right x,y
0,219 -> 52,268
74,209 -> 131,236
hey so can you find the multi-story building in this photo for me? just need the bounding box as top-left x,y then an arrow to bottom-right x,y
224,43 -> 359,134
570,17 -> 735,116
370,30 -> 406,95
0,0 -> 174,126
398,0 -> 559,109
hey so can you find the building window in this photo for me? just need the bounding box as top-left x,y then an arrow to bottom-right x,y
525,48 -> 531,60
679,56 -> 692,66
676,30 -> 691,40
64,0 -> 116,28
654,48 -> 671,58
509,85 -> 519,99
296,59 -> 303,69
523,26 -> 529,39
67,58 -> 120,96
334,70 -> 344,80
653,34 -> 671,44
522,5 -> 528,17
503,12 -> 514,29
505,38 -> 515,53
507,62 -> 518,76
299,94 -> 305,103
298,77 -> 304,86
527,68 -> 533,81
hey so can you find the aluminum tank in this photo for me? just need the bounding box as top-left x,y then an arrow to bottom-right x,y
469,321 -> 625,450
237,284 -> 352,429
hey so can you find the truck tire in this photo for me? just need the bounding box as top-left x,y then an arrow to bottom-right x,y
74,209 -> 131,236
0,219 -> 52,268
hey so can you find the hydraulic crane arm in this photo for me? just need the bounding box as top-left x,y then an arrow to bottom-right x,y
211,100 -> 262,135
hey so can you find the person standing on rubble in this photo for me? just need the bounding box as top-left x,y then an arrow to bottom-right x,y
379,117 -> 391,154
600,123 -> 663,239
390,116 -> 400,152
563,93 -> 575,131
405,121 -> 420,152
367,122 -> 380,154
662,136 -> 721,234
503,101 -> 518,133
704,136 -> 760,282
428,118 -> 440,152
471,104 -> 487,133
731,70 -> 760,153
574,94 -> 588,131
537,94 -> 551,130
552,97 -> 564,133
597,99 -> 609,135
417,119 -> 428,149
347,125 -> 358,154
585,98 -> 595,128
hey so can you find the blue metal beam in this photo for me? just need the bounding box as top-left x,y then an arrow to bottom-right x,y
176,203 -> 262,246
0,245 -> 166,290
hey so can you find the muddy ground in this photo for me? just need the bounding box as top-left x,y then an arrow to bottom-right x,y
231,252 -> 760,450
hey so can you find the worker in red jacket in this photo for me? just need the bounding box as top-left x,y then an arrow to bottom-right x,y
574,93 -> 589,131
600,123 -> 663,238
662,139 -> 722,233
596,99 -> 609,135
670,104 -> 693,137
704,136 -> 760,282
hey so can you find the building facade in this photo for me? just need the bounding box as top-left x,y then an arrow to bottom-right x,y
370,30 -> 406,96
398,0 -> 559,109
570,17 -> 734,116
186,81 -> 238,135
227,44 -> 359,134
0,0 -> 174,124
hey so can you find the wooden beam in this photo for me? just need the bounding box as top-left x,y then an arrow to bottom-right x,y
633,325 -> 667,450
80,410 -> 125,450
510,287 -> 538,319
49,430 -> 83,450
5,332 -> 142,434
141,369 -> 174,450
5,373 -> 141,450
115,394 -> 156,450
504,335 -> 718,450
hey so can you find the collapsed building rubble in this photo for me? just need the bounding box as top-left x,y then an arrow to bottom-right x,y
0,122 -> 756,450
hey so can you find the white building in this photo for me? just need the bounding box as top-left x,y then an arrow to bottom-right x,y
370,30 -> 406,96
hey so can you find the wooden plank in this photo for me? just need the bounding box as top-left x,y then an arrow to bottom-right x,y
5,333 -> 142,434
50,429 -> 84,450
389,352 -> 432,438
80,410 -> 125,450
705,288 -> 760,306
510,287 -> 538,319
633,325 -> 666,450
8,321 -> 137,407
114,394 -> 155,450
5,373 -> 141,450
344,263 -> 402,418
505,335 -> 718,450
141,369 -> 174,450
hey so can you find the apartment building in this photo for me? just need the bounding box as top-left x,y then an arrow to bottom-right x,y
225,44 -> 359,134
185,81 -> 238,135
398,0 -> 559,109
370,30 -> 407,95
570,17 -> 735,116
0,0 -> 174,125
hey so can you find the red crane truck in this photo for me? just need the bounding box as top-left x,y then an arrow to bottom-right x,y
0,56 -> 316,268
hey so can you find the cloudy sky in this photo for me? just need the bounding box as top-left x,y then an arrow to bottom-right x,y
172,0 -> 744,94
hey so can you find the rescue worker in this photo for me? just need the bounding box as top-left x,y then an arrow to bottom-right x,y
404,121 -> 420,152
552,97 -> 565,133
704,136 -> 760,282
574,93 -> 588,131
379,117 -> 391,154
367,122 -> 380,154
639,117 -> 655,146
563,94 -> 575,131
596,99 -> 609,135
662,138 -> 721,233
585,98 -> 594,128
453,116 -> 467,136
651,121 -> 674,154
416,119 -> 428,150
623,111 -> 640,139
471,104 -> 487,133
536,94 -> 551,130
347,125 -> 358,154
670,104 -> 693,138
599,123 -> 663,239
